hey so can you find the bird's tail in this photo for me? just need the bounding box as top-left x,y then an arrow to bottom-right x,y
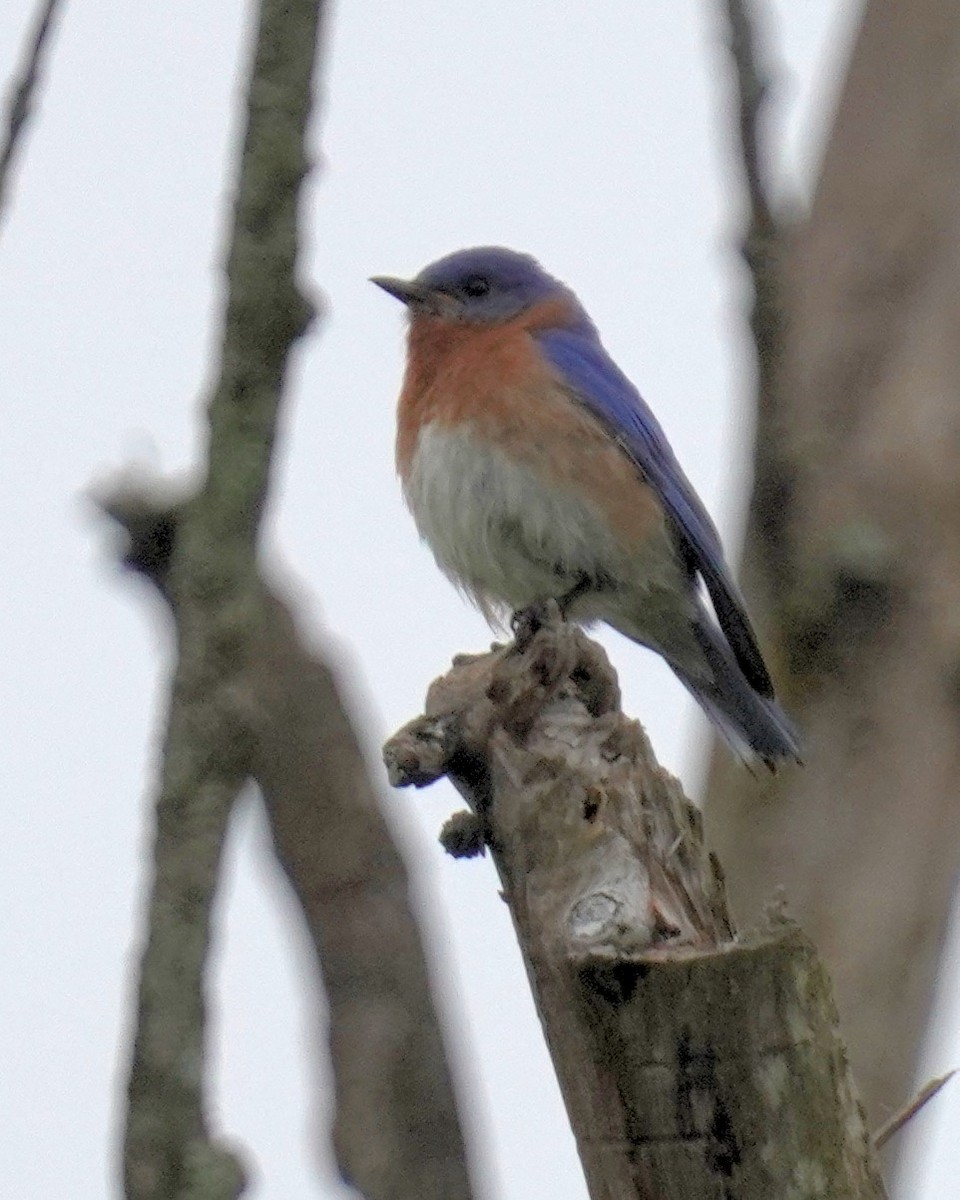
663,616 -> 801,770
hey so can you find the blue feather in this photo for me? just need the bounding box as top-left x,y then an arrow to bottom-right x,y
537,327 -> 774,698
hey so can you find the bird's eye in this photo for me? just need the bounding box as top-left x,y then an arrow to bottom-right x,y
462,275 -> 491,298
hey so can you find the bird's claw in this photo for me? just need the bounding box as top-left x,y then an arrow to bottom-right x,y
511,599 -> 557,652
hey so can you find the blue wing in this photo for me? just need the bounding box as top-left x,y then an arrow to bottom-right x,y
537,327 -> 774,698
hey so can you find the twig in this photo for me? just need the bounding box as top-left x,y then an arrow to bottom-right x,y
721,0 -> 777,241
873,1070 -> 957,1149
717,0 -> 794,588
120,1 -> 326,1197
0,0 -> 64,231
719,0 -> 783,379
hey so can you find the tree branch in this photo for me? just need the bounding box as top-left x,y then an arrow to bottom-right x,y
721,0 -> 777,241
705,0 -> 960,1134
873,1071 -> 956,1151
117,1 -> 326,1196
100,484 -> 477,1200
717,0 -> 794,588
0,0 -> 65,232
385,615 -> 887,1199
252,593 -> 477,1200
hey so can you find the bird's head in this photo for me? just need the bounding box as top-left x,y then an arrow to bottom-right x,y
372,246 -> 594,333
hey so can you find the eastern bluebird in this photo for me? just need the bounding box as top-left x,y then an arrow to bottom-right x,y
372,247 -> 799,767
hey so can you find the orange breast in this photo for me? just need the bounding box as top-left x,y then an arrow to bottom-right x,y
396,297 -> 573,470
395,301 -> 666,549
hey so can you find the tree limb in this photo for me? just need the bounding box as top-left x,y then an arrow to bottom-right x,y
717,0 -> 794,596
385,615 -> 887,1199
0,0 -> 64,231
100,484 -> 477,1200
720,0 -> 777,241
252,592 -> 477,1199
118,0 -> 325,1196
705,0 -> 960,1132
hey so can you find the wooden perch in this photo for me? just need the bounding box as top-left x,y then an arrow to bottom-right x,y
385,613 -> 888,1200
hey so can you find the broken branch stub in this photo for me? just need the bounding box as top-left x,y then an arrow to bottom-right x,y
384,615 -> 886,1200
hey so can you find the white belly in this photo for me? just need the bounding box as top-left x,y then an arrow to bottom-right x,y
403,423 -> 684,627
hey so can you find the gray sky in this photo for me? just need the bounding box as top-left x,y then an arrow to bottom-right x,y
2,1 -> 957,1196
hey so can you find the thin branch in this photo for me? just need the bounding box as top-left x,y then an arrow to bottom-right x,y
721,0 -> 777,241
717,0 -> 795,601
119,0 -> 326,1196
253,595 -> 476,1200
719,0 -> 784,386
873,1070 -> 957,1150
0,0 -> 64,231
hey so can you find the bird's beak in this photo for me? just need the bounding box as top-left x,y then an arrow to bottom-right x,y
370,275 -> 430,306
370,275 -> 455,317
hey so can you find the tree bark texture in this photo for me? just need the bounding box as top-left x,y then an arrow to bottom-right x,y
386,616 -> 887,1200
252,592 -> 477,1200
109,0 -> 477,1196
104,490 -> 477,1200
705,0 -> 960,1129
121,0 -> 324,1187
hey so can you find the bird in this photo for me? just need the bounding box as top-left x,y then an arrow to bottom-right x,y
371,246 -> 800,768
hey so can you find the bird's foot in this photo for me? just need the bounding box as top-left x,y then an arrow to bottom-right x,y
511,599 -> 559,652
512,575 -> 594,651
555,571 -> 593,616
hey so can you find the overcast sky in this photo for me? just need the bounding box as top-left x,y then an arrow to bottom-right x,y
2,1 -> 958,1197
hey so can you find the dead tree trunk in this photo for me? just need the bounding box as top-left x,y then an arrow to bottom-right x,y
385,614 -> 887,1200
704,0 -> 960,1128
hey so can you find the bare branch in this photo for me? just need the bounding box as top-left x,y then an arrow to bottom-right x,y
717,0 -> 794,583
100,485 -> 477,1200
721,0 -> 777,241
0,0 -> 64,231
116,0 -> 327,1196
98,0 -> 476,1191
253,595 -> 477,1200
705,0 -> 960,1137
873,1071 -> 957,1150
